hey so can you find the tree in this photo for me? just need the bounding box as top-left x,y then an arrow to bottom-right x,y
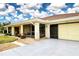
2,21 -> 11,26
0,22 -> 3,33
0,21 -> 11,33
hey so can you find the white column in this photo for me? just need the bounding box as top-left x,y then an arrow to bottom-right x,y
3,27 -> 5,33
34,23 -> 40,40
45,24 -> 50,38
20,25 -> 23,35
3,30 -> 4,34
11,26 -> 15,35
6,27 -> 8,33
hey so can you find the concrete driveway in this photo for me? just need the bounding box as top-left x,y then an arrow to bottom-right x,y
0,39 -> 79,56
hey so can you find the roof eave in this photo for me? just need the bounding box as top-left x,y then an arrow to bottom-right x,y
46,16 -> 79,24
4,18 -> 47,27
4,16 -> 79,27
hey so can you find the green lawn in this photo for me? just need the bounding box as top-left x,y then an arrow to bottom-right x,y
0,36 -> 17,44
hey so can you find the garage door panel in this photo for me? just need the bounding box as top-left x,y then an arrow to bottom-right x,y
58,23 -> 79,40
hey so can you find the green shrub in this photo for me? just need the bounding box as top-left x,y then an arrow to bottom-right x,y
0,31 -> 3,33
17,34 -> 21,37
20,35 -> 26,39
5,33 -> 11,36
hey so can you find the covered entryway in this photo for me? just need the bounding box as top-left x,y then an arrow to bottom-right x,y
40,24 -> 45,38
50,24 -> 58,39
15,27 -> 20,36
23,24 -> 34,38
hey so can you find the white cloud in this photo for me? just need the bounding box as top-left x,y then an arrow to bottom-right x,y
67,7 -> 79,13
20,9 -> 35,14
18,14 -> 23,19
16,14 -> 24,20
2,3 -> 79,23
14,18 -> 18,21
10,14 -> 24,22
54,9 -> 65,14
10,11 -> 17,17
35,3 -> 42,9
16,3 -> 50,19
0,16 -> 4,19
17,5 -> 34,14
0,11 -> 7,16
47,6 -> 58,11
6,4 -> 15,13
29,10 -> 49,18
67,8 -> 75,13
17,3 -> 41,10
47,3 -> 66,15
0,3 -> 7,16
23,18 -> 28,20
74,3 -> 79,7
0,4 -> 16,16
40,11 -> 49,18
14,14 -> 29,22
0,3 -> 35,22
17,3 -> 42,14
47,5 -> 66,15
24,3 -> 41,9
47,6 -> 59,13
5,16 -> 11,21
30,10 -> 40,18
16,3 -> 25,6
49,3 -> 65,8
0,3 -> 5,9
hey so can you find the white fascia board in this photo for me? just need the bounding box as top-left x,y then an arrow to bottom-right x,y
47,16 -> 79,24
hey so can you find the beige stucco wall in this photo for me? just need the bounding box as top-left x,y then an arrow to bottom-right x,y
58,23 -> 79,41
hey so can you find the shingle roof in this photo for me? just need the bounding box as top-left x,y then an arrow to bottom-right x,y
42,13 -> 79,20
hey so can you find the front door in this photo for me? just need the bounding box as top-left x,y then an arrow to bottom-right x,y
50,24 -> 58,39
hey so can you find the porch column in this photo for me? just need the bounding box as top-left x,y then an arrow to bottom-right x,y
20,25 -> 23,35
45,24 -> 50,38
34,23 -> 40,40
11,26 -> 15,35
6,27 -> 8,33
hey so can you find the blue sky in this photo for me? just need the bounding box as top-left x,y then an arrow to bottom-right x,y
0,3 -> 79,23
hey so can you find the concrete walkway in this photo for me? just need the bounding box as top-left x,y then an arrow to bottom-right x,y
0,33 -> 5,36
0,39 -> 79,56
12,41 -> 26,46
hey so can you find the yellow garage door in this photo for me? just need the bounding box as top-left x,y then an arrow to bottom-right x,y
58,23 -> 79,41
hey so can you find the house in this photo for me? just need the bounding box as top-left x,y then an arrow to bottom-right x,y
4,13 -> 79,41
